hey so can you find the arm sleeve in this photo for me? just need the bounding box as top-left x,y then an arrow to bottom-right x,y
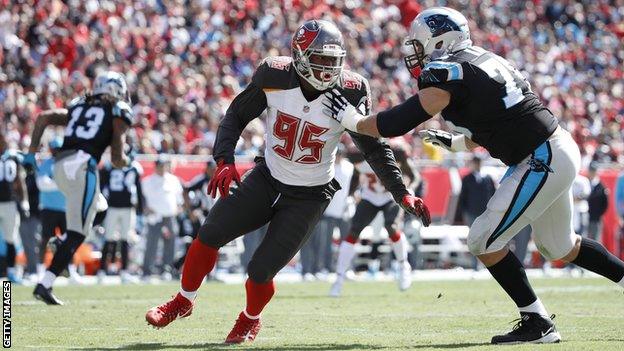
376,94 -> 433,138
348,132 -> 409,202
212,82 -> 267,163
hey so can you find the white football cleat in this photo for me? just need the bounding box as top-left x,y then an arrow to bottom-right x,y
397,261 -> 413,291
329,275 -> 345,297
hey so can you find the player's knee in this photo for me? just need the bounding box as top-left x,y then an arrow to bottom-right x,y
197,221 -> 226,249
247,264 -> 275,284
537,233 -> 578,261
467,217 -> 491,256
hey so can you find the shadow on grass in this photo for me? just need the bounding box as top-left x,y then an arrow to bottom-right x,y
411,342 -> 491,349
72,343 -> 392,350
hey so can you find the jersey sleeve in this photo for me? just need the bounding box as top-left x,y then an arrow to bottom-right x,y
112,100 -> 134,126
213,61 -> 270,164
338,71 -> 371,115
417,61 -> 467,105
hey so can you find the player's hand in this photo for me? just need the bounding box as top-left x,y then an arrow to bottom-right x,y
418,129 -> 467,152
207,160 -> 241,199
21,152 -> 38,173
400,194 -> 431,227
322,88 -> 364,131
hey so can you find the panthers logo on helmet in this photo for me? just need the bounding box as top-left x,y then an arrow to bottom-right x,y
424,14 -> 461,37
293,22 -> 320,51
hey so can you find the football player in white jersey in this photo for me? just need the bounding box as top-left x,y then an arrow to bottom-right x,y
323,7 -> 624,344
330,147 -> 418,296
145,19 -> 431,343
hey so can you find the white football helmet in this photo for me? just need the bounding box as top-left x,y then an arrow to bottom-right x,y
404,7 -> 472,78
92,71 -> 130,102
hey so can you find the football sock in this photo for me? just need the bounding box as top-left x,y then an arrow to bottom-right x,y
37,264 -> 45,278
180,239 -> 218,293
100,241 -> 115,272
390,232 -> 408,262
6,244 -> 15,267
40,270 -> 57,289
571,238 -> 624,283
518,298 -> 549,318
336,241 -> 356,276
486,250 -> 540,310
120,240 -> 129,270
179,289 -> 197,302
48,231 -> 85,276
245,278 -> 275,317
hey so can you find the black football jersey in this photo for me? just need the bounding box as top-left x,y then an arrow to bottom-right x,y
418,46 -> 558,166
100,161 -> 143,209
0,151 -> 20,202
61,94 -> 134,162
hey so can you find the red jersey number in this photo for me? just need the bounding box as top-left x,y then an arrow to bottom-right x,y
272,111 -> 329,164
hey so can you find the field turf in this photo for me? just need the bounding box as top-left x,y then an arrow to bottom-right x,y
12,277 -> 624,350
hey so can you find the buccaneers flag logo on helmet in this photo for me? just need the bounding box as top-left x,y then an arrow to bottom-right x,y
293,21 -> 320,51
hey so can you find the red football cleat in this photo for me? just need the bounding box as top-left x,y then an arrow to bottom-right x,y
224,312 -> 262,344
145,293 -> 194,328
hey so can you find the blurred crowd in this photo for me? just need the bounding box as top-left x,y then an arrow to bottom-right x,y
1,0 -> 623,166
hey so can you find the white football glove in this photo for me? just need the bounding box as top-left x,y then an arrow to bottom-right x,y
322,88 -> 365,131
418,129 -> 468,152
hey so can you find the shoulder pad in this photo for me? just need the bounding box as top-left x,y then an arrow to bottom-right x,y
336,70 -> 371,115
419,61 -> 464,87
252,56 -> 297,90
67,96 -> 85,109
113,100 -> 134,125
131,160 -> 144,175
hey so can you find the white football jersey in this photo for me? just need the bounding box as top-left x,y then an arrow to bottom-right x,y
256,57 -> 371,187
357,162 -> 393,206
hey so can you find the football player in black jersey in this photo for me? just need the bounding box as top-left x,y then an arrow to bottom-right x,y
145,19 -> 431,343
323,6 -> 624,345
25,71 -> 134,305
99,147 -> 144,284
0,130 -> 28,283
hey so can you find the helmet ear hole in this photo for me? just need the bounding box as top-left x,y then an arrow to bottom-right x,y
435,41 -> 444,49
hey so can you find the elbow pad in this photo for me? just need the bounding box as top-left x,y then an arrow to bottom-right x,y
376,95 -> 432,138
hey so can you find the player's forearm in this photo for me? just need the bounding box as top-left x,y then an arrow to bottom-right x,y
111,120 -> 129,168
29,110 -> 68,153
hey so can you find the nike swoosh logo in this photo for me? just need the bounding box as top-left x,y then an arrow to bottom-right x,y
216,168 -> 230,178
541,326 -> 554,337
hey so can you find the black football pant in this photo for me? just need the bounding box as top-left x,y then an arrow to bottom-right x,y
197,164 -> 333,283
349,199 -> 400,239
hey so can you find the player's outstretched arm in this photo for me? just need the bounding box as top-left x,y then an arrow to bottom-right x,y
111,118 -> 130,168
28,109 -> 68,154
209,82 -> 266,198
323,87 -> 450,138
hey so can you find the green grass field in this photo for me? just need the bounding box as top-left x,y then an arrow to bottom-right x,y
12,277 -> 624,350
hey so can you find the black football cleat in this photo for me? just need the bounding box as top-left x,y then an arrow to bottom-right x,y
33,283 -> 64,305
491,312 -> 561,344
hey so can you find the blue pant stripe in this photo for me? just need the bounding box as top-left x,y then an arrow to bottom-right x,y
486,141 -> 552,248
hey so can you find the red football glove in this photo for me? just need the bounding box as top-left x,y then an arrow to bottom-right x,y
400,194 -> 431,227
207,160 -> 241,198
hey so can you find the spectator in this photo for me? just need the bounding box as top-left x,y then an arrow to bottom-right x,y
572,173 -> 591,236
458,156 -> 496,269
141,156 -> 183,280
587,163 -> 609,242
